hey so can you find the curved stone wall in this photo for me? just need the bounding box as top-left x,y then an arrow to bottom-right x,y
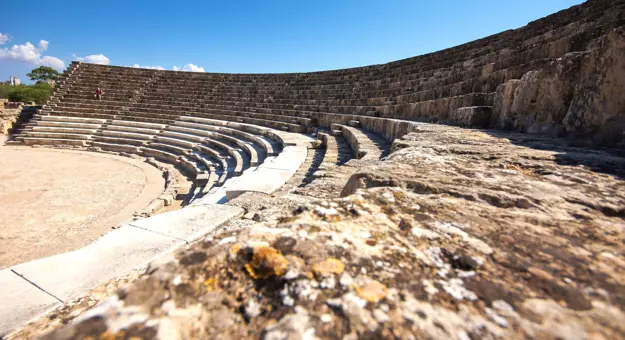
35,0 -> 625,145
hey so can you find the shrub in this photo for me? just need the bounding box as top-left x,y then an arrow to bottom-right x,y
0,84 -> 10,99
7,83 -> 52,105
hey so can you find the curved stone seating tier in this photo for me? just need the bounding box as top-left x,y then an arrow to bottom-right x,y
206,131 -> 259,166
334,124 -> 390,161
16,115 -> 106,147
153,136 -> 197,149
178,155 -> 209,177
131,103 -> 313,127
50,103 -> 123,115
39,5 -> 621,136
317,132 -> 353,169
202,137 -> 247,174
191,134 -> 313,205
42,109 -> 118,121
191,149 -> 231,185
100,130 -> 154,140
105,125 -> 161,135
170,122 -> 276,160
176,116 -> 282,153
91,141 -> 143,153
117,115 -> 176,125
39,115 -> 108,125
144,142 -> 187,157
29,121 -> 101,130
30,126 -> 98,135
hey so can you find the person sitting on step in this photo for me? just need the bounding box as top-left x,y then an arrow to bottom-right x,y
95,87 -> 104,100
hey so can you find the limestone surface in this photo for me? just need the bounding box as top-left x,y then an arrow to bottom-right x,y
19,122 -> 625,340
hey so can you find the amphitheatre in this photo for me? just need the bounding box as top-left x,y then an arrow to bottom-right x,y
1,0 -> 624,338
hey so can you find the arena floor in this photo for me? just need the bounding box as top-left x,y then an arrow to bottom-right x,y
0,140 -> 166,269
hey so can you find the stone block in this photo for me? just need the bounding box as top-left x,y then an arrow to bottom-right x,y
452,106 -> 493,128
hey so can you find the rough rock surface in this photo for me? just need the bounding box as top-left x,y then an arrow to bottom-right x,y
491,26 -> 625,145
13,122 -> 625,339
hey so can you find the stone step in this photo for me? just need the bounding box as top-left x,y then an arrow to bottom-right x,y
32,121 -> 102,129
159,130 -> 206,143
93,136 -> 148,146
101,130 -> 154,140
153,136 -> 197,149
39,115 -> 107,125
91,142 -> 142,153
30,127 -> 98,135
143,148 -> 180,164
105,124 -> 161,135
24,132 -> 93,140
146,142 -> 188,155
22,138 -> 89,146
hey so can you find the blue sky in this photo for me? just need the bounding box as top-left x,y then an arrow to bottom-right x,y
1,0 -> 582,84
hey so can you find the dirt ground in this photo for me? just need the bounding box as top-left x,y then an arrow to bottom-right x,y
0,142 -> 166,269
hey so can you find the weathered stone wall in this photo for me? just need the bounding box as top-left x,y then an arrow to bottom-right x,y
0,102 -> 21,135
491,27 -> 625,145
1,103 -> 38,135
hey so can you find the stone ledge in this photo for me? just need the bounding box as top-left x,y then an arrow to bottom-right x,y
0,269 -> 61,337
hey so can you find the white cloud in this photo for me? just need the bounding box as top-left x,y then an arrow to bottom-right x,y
75,54 -> 110,65
173,63 -> 205,72
131,63 -> 165,70
0,33 -> 11,45
0,39 -> 65,70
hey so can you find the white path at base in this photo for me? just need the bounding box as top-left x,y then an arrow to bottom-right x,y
2,204 -> 243,335
11,225 -> 184,303
129,204 -> 244,243
0,269 -> 61,337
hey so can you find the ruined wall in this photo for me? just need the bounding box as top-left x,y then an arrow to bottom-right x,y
491,27 -> 625,145
0,103 -> 38,135
0,101 -> 20,134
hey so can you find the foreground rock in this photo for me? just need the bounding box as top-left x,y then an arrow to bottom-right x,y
16,123 -> 624,339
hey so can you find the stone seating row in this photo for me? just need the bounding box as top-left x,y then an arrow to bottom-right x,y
42,100 -> 310,134
316,131 -> 352,171
143,79 -> 497,116
129,103 -> 312,127
140,50 -> 555,101
45,8 -> 622,134
143,28 -> 582,94
20,113 -> 312,195
57,0 -> 620,97
16,114 -> 303,198
152,57 -> 545,105
333,123 -> 390,161
163,4 -> 620,85
145,6 -> 615,87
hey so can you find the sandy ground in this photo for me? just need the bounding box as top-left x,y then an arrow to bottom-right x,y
0,142 -> 166,269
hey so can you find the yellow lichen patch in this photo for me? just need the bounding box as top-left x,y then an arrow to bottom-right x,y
97,331 -> 126,340
204,277 -> 219,292
312,258 -> 345,276
229,244 -> 242,258
355,281 -> 389,303
393,190 -> 405,201
245,246 -> 289,279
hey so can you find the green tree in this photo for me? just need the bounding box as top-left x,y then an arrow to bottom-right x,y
7,83 -> 52,105
0,84 -> 10,99
26,66 -> 61,83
